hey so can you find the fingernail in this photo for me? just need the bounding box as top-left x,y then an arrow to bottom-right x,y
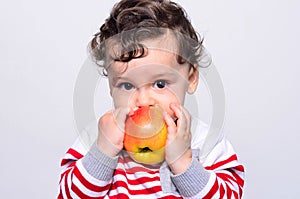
163,111 -> 167,117
171,103 -> 179,108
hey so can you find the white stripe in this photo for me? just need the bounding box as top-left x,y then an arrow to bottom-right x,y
114,169 -> 160,181
217,171 -> 240,197
60,164 -> 72,175
65,168 -> 81,199
202,139 -> 236,166
112,173 -> 161,191
122,159 -> 159,170
71,137 -> 90,155
194,171 -> 217,198
73,175 -> 107,198
63,153 -> 77,160
108,186 -> 167,199
59,174 -> 68,199
77,160 -> 111,187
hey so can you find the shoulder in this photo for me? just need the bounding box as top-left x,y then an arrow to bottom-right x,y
191,118 -> 240,166
61,120 -> 98,163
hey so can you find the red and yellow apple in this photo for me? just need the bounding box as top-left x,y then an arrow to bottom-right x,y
124,105 -> 168,165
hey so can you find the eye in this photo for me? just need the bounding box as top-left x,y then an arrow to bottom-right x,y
153,80 -> 168,89
119,82 -> 135,90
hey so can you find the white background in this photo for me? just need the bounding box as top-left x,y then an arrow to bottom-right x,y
1,0 -> 299,198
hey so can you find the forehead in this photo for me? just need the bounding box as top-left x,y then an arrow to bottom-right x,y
107,48 -> 190,89
107,31 -> 183,71
108,48 -> 183,76
105,30 -> 179,63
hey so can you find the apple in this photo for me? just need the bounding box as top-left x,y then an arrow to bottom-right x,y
124,105 -> 168,165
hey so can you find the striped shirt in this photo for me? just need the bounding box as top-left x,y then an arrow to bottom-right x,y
58,123 -> 245,198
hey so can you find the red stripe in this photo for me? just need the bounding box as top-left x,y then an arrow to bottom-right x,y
158,195 -> 183,199
63,169 -> 72,199
59,162 -> 75,184
233,190 -> 238,199
60,159 -> 76,169
114,169 -> 160,186
60,149 -> 83,166
219,184 -> 225,198
61,159 -> 70,167
233,165 -> 245,172
118,156 -> 135,164
73,166 -> 111,192
118,158 -> 159,175
59,164 -> 111,198
203,179 -> 219,199
67,148 -> 84,159
226,183 -> 232,199
231,168 -> 244,197
57,188 -> 63,199
218,169 -> 244,198
119,156 -> 161,172
124,166 -> 159,175
59,169 -> 68,184
238,186 -> 243,198
109,193 -> 130,199
217,172 -> 235,185
111,180 -> 162,195
71,183 -> 104,199
205,154 -> 237,170
231,168 -> 244,187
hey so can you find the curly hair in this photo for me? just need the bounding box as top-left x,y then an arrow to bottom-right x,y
90,0 -> 204,75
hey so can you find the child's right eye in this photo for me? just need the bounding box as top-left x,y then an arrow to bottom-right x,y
119,82 -> 135,90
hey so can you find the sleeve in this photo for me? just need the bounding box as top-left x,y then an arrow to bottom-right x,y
57,138 -> 118,199
171,138 -> 245,199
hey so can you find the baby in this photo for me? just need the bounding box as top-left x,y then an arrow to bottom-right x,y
58,0 -> 245,198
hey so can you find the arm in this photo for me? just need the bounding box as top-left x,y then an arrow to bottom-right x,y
171,138 -> 245,199
58,107 -> 129,198
163,104 -> 244,198
58,140 -> 118,199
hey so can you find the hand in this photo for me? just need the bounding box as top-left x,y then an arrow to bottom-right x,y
97,107 -> 130,157
163,103 -> 192,174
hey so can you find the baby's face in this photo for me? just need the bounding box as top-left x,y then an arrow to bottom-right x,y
107,48 -> 198,118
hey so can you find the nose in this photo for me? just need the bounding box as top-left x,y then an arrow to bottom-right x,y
134,87 -> 156,107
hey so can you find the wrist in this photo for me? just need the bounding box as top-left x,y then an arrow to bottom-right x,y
97,139 -> 121,158
168,149 -> 192,175
82,142 -> 119,181
171,158 -> 211,197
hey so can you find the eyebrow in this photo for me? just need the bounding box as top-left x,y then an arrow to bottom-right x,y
151,72 -> 178,80
112,72 -> 178,85
112,76 -> 131,86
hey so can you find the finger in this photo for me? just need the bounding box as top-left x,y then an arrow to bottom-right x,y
112,107 -> 130,131
180,106 -> 192,133
163,111 -> 177,141
170,103 -> 187,133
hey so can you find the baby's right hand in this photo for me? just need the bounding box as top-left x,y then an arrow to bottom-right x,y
97,107 -> 130,157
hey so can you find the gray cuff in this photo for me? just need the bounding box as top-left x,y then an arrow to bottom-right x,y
81,142 -> 118,181
171,158 -> 210,197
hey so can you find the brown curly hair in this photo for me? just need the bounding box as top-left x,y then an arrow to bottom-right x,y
90,0 -> 204,75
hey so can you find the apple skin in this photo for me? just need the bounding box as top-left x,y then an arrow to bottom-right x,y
124,105 -> 168,165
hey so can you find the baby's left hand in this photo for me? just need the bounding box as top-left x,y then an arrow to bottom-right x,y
163,103 -> 192,174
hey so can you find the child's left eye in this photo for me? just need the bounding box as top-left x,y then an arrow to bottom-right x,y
153,80 -> 168,89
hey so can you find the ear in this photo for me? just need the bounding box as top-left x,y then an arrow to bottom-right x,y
187,65 -> 199,94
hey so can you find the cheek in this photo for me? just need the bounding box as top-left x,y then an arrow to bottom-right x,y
165,85 -> 186,103
111,90 -> 132,108
158,97 -> 179,118
160,87 -> 186,118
